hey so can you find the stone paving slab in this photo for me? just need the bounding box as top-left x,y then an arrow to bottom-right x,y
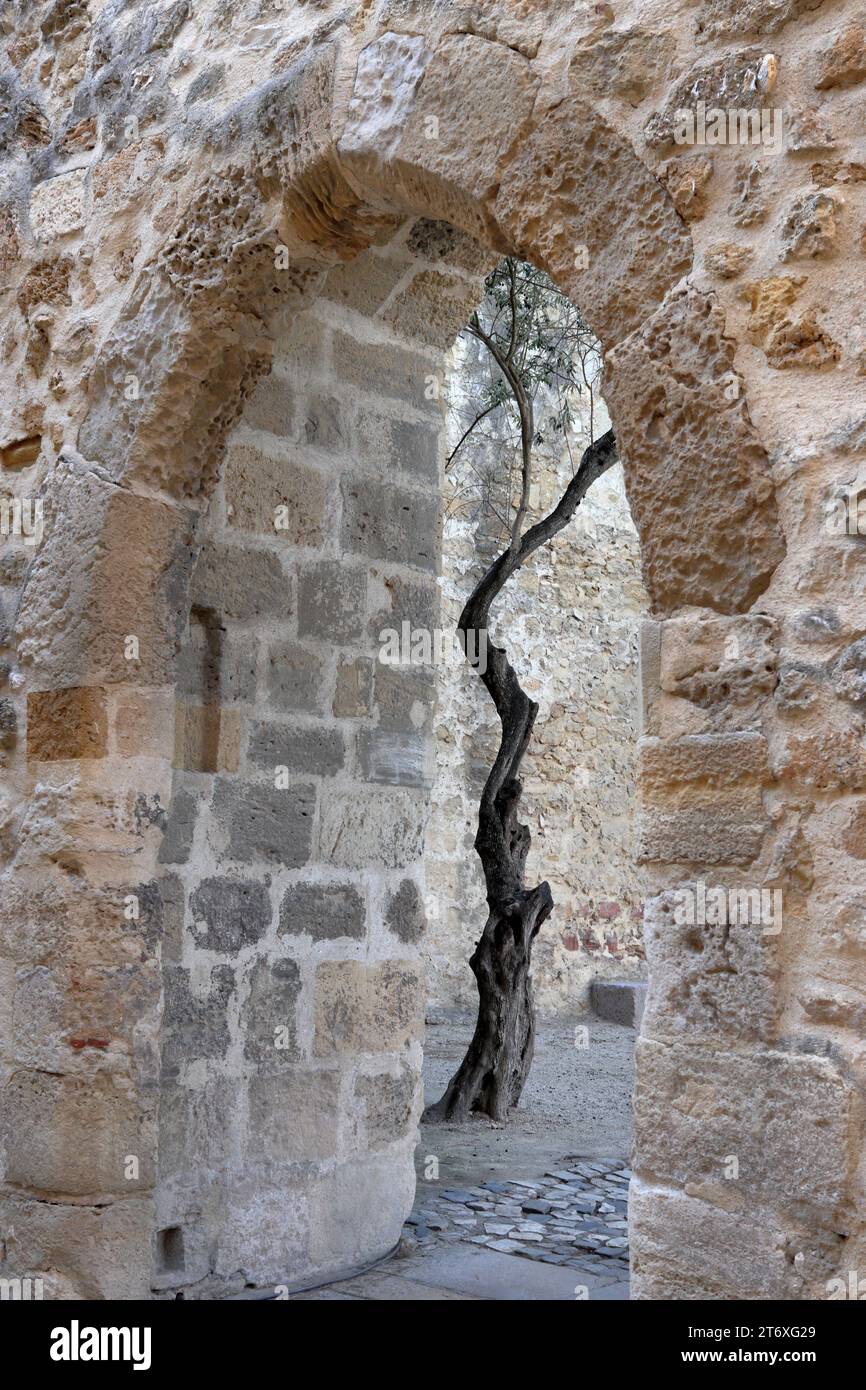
323,1270 -> 485,1300
389,1245 -> 607,1301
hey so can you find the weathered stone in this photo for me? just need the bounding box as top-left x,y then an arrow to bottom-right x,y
780,190 -> 841,259
297,560 -> 366,644
213,779 -> 315,866
27,686 -> 108,760
494,97 -> 691,350
659,155 -> 714,222
355,1064 -> 417,1146
173,703 -> 240,773
814,19 -> 866,91
385,878 -> 427,944
358,728 -> 430,787
266,641 -> 325,713
248,720 -> 345,776
161,964 -> 234,1077
606,286 -> 785,614
331,330 -> 435,413
248,1069 -> 340,1159
224,442 -> 327,543
177,628 -> 258,703
313,959 -> 424,1056
634,1040 -> 855,1216
190,543 -> 293,622
188,876 -> 271,954
241,370 -> 294,435
355,410 -> 441,486
241,956 -> 301,1064
642,890 -> 779,1041
333,657 -> 374,718
568,26 -> 676,105
703,242 -> 754,279
319,788 -> 427,869
2,1070 -> 154,1196
29,168 -> 86,239
341,474 -> 439,571
644,49 -> 778,147
157,786 -> 199,865
279,882 -> 366,940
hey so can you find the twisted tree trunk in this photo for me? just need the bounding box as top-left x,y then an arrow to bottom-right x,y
424,428 -> 617,1123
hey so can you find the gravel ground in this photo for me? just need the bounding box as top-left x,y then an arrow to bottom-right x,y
417,1013 -> 636,1188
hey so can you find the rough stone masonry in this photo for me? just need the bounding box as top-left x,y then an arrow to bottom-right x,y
0,0 -> 864,1301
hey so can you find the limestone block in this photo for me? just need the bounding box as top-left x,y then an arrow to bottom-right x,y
354,1063 -> 417,1147
640,732 -> 770,793
177,630 -> 258,704
313,959 -> 424,1056
266,641 -> 326,714
29,169 -> 87,240
188,876 -> 271,954
340,32 -> 538,243
212,1177 -> 309,1288
322,247 -> 412,316
173,703 -> 240,773
241,958 -> 302,1065
644,49 -> 779,147
212,779 -> 316,866
248,721 -> 345,777
341,473 -> 439,571
157,785 -> 200,865
638,803 -> 769,865
384,879 -> 427,944
308,1150 -> 416,1276
633,1040 -> 855,1215
641,891 -> 780,1041
373,662 -> 436,732
0,1193 -> 153,1300
224,442 -> 327,543
2,1070 -> 155,1196
355,409 -> 441,485
494,97 -> 691,351
655,614 -> 779,732
190,543 -> 293,622
242,369 -> 294,436
27,686 -> 108,761
630,1181 -> 801,1300
384,269 -> 480,349
331,330 -> 437,414
567,26 -> 676,104
279,882 -> 366,941
605,286 -> 785,614
157,1075 -> 233,1188
16,465 -> 195,687
112,687 -> 176,758
161,964 -> 234,1078
297,560 -> 366,644
318,788 -> 427,869
358,728 -> 431,787
333,657 -> 374,718
247,1069 -> 339,1160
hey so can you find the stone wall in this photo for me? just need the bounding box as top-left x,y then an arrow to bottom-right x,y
426,334 -> 648,1015
0,0 -> 865,1303
151,224 -> 492,1294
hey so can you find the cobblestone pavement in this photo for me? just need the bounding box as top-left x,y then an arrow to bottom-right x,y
403,1157 -> 630,1281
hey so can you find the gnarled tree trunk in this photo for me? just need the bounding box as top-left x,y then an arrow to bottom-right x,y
424,428 -> 617,1123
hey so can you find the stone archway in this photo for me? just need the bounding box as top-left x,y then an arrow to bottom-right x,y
2,2 -> 864,1300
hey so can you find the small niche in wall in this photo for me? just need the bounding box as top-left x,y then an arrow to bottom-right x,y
157,1225 -> 185,1274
